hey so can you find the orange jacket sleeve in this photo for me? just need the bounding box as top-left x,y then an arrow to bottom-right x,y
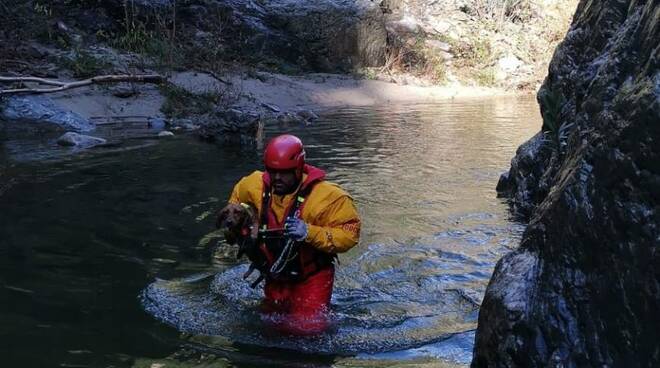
304,195 -> 361,254
228,177 -> 245,204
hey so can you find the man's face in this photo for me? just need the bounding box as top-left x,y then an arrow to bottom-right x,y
268,168 -> 299,195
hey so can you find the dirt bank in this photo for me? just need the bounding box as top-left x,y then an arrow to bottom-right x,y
5,69 -> 516,133
228,71 -> 515,111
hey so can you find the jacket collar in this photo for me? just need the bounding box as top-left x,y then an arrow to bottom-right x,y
262,164 -> 326,191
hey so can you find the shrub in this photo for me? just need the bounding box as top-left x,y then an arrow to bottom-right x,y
463,0 -> 534,23
61,49 -> 109,78
540,88 -> 572,152
380,35 -> 449,84
112,0 -> 181,70
475,67 -> 496,86
159,83 -> 240,119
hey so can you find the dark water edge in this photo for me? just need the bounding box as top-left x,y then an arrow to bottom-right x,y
0,98 -> 541,367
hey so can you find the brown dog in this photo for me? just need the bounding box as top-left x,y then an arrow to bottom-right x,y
215,203 -> 268,287
215,203 -> 258,244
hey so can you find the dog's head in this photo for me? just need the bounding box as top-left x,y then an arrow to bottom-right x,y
215,203 -> 258,244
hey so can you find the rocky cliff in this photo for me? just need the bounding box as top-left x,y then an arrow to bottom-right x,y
180,0 -> 388,72
474,0 -> 659,366
1,0 -> 576,88
93,0 -> 388,72
0,0 -> 387,75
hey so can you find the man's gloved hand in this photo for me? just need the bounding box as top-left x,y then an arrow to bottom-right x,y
284,217 -> 308,241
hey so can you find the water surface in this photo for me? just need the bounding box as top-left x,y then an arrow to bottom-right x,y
0,97 -> 540,367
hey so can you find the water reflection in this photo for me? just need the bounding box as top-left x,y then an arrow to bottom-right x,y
0,97 -> 540,367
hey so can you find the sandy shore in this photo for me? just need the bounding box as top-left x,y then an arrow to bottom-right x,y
33,70 -> 524,127
177,71 -> 519,112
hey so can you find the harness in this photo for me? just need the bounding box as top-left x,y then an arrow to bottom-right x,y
257,173 -> 335,282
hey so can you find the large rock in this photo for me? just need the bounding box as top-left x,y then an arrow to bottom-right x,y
182,0 -> 388,72
196,107 -> 262,144
495,132 -> 557,220
474,0 -> 659,366
56,132 -> 107,148
1,96 -> 95,132
93,0 -> 387,72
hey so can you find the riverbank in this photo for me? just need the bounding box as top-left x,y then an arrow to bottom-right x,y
40,69 -> 519,119
228,71 -> 517,110
1,67 -> 521,152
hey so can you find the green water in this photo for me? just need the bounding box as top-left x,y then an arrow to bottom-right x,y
0,98 -> 540,367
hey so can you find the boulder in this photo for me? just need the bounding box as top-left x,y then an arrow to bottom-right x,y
180,0 -> 388,72
276,112 -> 303,124
273,0 -> 388,71
57,132 -> 107,148
495,54 -> 524,81
296,109 -> 319,122
497,55 -> 523,72
148,117 -> 167,130
388,15 -> 422,34
473,0 -> 660,366
425,39 -> 451,53
196,107 -> 261,143
1,96 -> 95,132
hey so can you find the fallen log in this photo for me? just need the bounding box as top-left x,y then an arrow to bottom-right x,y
0,74 -> 165,95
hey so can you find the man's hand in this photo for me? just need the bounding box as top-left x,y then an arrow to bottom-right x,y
284,217 -> 308,241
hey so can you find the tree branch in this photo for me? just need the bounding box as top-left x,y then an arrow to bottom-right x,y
0,76 -> 66,86
0,74 -> 165,95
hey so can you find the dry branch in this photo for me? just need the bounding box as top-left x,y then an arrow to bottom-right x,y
0,74 -> 165,95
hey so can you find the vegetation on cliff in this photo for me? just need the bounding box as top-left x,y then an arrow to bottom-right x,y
1,0 -> 576,91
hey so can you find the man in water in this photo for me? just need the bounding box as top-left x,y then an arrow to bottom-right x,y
226,134 -> 361,335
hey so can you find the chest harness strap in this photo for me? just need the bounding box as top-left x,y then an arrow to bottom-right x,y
257,183 -> 334,281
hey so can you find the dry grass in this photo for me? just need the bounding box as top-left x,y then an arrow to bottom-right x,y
159,82 -> 241,119
379,37 -> 448,84
372,0 -> 576,88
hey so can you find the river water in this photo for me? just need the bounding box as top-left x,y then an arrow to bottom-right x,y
0,97 -> 540,367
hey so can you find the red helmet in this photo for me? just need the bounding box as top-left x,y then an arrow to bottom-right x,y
264,134 -> 305,175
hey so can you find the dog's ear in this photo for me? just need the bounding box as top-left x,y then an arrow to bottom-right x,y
215,206 -> 232,229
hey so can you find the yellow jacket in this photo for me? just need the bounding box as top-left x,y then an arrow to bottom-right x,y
228,170 -> 360,254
